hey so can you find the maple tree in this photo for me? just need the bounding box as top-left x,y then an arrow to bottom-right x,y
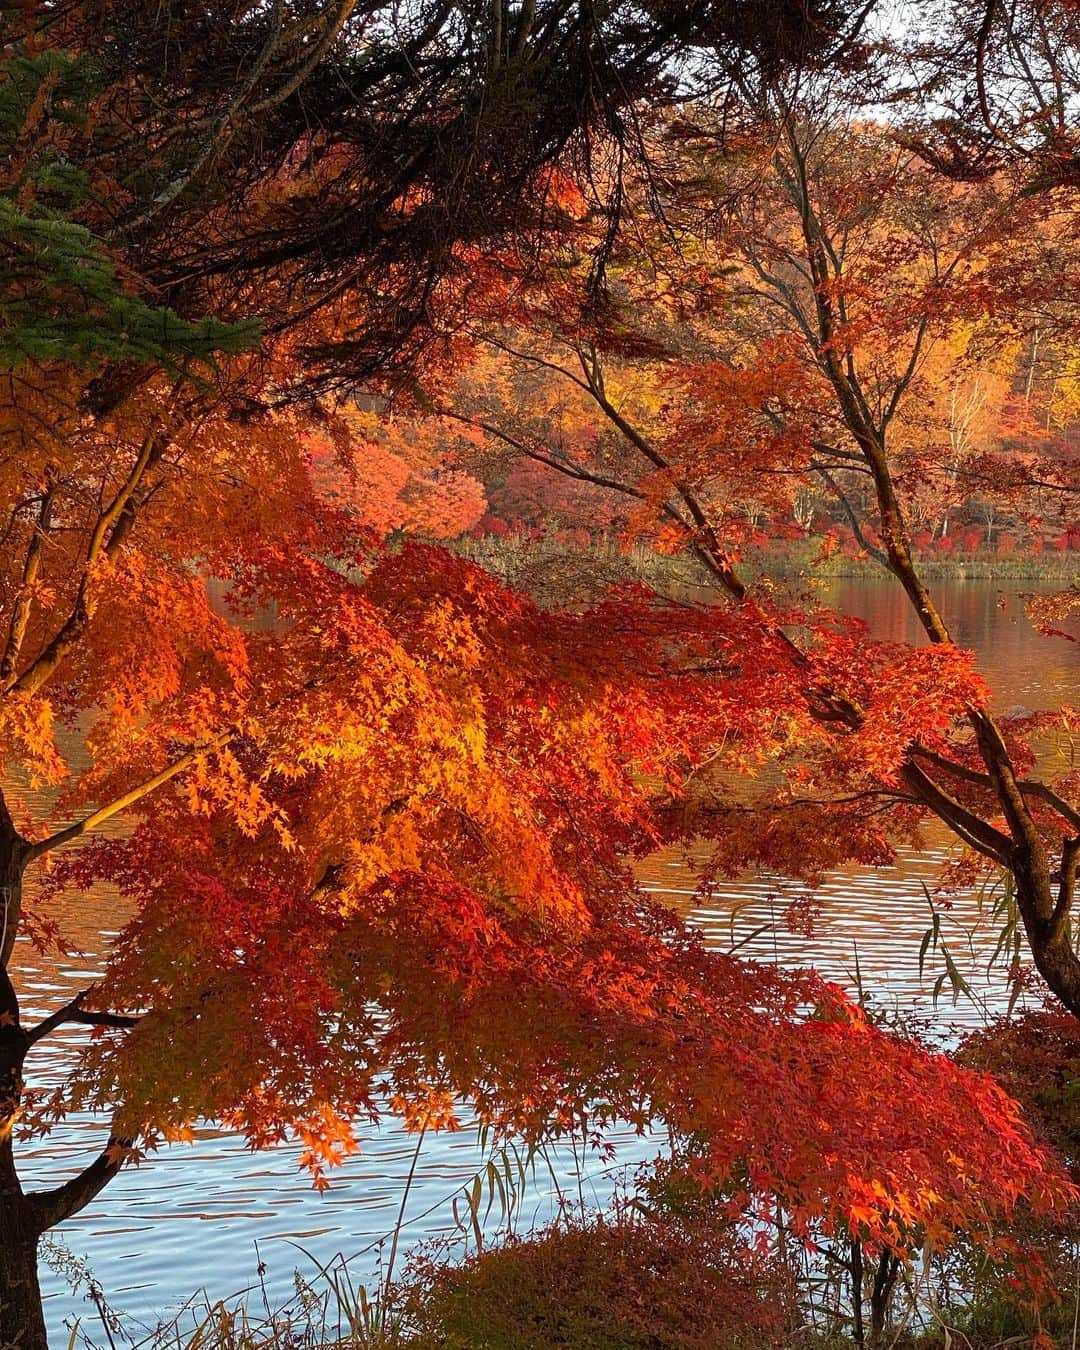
3,357 -> 1071,1347
3,376 -> 1070,1339
400,59 -> 1080,1022
1,5 -> 1079,1348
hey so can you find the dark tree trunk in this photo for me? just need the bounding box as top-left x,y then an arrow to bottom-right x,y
0,1193 -> 48,1350
0,988 -> 48,1350
0,802 -> 49,1349
0,793 -> 132,1350
849,1237 -> 865,1348
869,1251 -> 899,1345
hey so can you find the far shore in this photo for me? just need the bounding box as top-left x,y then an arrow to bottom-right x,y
457,532 -> 1079,589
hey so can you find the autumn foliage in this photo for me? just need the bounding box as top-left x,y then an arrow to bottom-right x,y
306,407 -> 487,539
0,354 -> 1072,1332
3,2 -> 1080,1347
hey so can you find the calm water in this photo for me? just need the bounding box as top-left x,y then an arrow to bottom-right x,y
11,577 -> 1078,1342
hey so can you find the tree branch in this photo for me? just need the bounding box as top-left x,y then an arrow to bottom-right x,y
25,989 -> 139,1047
0,470 -> 57,682
910,744 -> 1080,834
249,0 -> 358,116
28,1118 -> 132,1233
8,425 -> 170,697
817,465 -> 891,569
898,758 -> 1012,865
433,405 -> 650,501
25,728 -> 233,862
1050,836 -> 1080,939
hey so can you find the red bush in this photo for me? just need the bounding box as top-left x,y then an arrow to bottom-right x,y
400,1216 -> 792,1348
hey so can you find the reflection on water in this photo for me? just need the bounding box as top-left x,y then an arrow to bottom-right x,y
12,578 -> 1077,1340
821,576 -> 1077,713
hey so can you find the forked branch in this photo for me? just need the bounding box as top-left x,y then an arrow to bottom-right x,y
26,989 -> 139,1047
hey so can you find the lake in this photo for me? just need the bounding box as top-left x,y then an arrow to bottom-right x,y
11,576 -> 1078,1343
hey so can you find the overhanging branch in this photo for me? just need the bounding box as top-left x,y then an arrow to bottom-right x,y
910,744 -> 1080,834
26,989 -> 139,1046
28,1115 -> 132,1233
26,728 -> 234,862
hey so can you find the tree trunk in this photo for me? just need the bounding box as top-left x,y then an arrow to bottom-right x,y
849,1238 -> 865,1348
868,1251 -> 898,1345
0,795 -> 132,1350
0,1198 -> 48,1350
0,976 -> 47,1350
0,800 -> 49,1348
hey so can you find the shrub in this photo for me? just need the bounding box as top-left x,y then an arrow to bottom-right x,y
400,1216 -> 791,1349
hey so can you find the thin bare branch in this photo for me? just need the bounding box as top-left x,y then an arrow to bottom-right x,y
26,729 -> 233,862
